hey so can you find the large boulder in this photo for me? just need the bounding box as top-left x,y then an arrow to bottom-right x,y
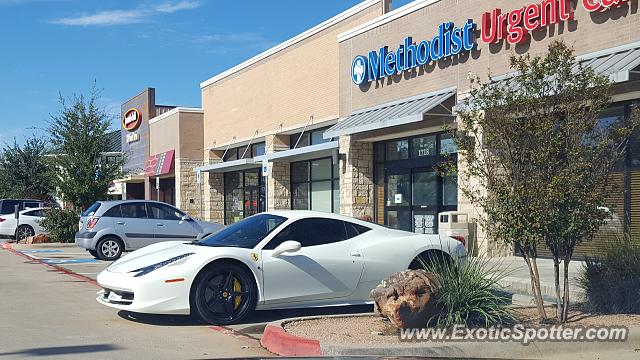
370,269 -> 441,329
19,234 -> 51,245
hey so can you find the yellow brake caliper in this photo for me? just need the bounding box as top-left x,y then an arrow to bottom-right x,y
233,278 -> 242,309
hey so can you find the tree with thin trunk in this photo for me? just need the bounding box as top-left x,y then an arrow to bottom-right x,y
452,40 -> 637,323
47,86 -> 124,211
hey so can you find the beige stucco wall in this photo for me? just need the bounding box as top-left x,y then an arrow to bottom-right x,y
340,0 -> 640,115
149,110 -> 204,160
200,1 -> 386,149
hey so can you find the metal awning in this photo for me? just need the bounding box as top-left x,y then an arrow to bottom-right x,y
492,40 -> 640,84
577,40 -> 640,83
195,158 -> 259,173
254,141 -> 339,163
324,86 -> 456,139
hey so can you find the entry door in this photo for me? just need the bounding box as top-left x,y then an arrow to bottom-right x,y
147,203 -> 199,242
411,169 -> 439,234
260,218 -> 364,305
244,187 -> 260,218
385,169 -> 439,234
385,170 -> 412,231
115,203 -> 156,248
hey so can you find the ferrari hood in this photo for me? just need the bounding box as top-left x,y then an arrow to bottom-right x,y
107,241 -> 196,273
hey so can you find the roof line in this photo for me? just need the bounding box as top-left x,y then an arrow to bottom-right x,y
338,0 -> 441,42
199,0 -> 382,89
149,107 -> 203,125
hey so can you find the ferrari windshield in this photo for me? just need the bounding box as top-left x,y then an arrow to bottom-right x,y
195,214 -> 287,249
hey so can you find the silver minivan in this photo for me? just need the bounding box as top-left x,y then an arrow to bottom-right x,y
75,200 -> 223,260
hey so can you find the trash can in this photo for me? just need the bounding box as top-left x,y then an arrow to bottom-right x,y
438,211 -> 470,249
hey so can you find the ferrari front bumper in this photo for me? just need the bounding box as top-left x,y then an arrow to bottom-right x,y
96,269 -> 192,315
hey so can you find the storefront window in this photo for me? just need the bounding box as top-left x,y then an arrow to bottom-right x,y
413,171 -> 437,206
386,140 -> 409,160
224,148 -> 239,161
411,136 -> 437,158
224,169 -> 264,225
375,132 -> 458,233
291,157 -> 339,213
311,131 -> 330,145
440,134 -> 458,155
252,142 -> 266,157
290,127 -> 332,149
443,174 -> 458,206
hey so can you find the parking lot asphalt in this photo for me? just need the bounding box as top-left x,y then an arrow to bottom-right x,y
0,244 -> 272,360
7,242 -> 375,341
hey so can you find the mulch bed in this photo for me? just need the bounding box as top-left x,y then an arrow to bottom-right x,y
283,305 -> 640,345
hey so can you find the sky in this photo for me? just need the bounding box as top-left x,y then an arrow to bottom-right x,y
0,0 -> 413,145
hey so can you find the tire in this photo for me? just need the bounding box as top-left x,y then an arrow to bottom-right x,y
193,262 -> 257,325
96,237 -> 123,261
15,225 -> 35,241
88,249 -> 99,258
409,251 -> 452,270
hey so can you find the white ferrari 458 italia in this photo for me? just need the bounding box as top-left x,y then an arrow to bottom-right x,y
96,211 -> 467,324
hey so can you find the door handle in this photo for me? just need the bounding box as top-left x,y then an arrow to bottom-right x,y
116,221 -> 125,225
156,223 -> 164,227
350,250 -> 362,257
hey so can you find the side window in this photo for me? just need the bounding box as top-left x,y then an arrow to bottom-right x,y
24,202 -> 41,209
24,210 -> 44,217
0,200 -> 19,215
264,218 -> 347,250
120,203 -> 148,219
345,221 -> 372,239
103,205 -> 122,218
148,203 -> 182,221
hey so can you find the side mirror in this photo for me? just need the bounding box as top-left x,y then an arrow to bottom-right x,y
271,241 -> 301,258
181,214 -> 192,221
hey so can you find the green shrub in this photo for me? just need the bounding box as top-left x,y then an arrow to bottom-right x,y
40,208 -> 79,243
578,240 -> 640,314
423,257 -> 517,328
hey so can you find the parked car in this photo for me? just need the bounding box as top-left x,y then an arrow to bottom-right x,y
75,200 -> 224,261
0,207 -> 48,241
0,199 -> 48,217
95,211 -> 467,325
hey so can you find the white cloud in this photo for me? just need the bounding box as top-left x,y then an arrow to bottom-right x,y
156,0 -> 199,14
50,1 -> 200,27
50,9 -> 145,26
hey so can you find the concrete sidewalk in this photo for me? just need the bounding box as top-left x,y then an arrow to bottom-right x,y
487,256 -> 585,304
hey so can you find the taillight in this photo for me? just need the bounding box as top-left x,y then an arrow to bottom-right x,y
86,217 -> 99,230
450,235 -> 466,247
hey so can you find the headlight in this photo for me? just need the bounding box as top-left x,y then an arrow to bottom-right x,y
129,253 -> 195,277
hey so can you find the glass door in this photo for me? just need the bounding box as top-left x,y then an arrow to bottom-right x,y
385,170 -> 412,231
412,169 -> 438,234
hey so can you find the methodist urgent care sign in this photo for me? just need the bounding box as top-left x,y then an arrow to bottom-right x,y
351,0 -> 631,85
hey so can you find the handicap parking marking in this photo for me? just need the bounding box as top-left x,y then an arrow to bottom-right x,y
42,258 -> 98,265
20,250 -> 64,254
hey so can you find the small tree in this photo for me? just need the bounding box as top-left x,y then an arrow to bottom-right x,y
0,136 -> 53,200
453,40 -> 637,323
47,87 -> 124,210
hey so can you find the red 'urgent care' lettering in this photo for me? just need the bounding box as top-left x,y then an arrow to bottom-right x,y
481,0 -> 573,45
582,0 -> 629,12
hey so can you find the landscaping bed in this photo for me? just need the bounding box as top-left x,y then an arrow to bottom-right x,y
283,306 -> 640,346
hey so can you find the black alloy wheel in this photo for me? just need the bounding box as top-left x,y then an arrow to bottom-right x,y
194,263 -> 256,325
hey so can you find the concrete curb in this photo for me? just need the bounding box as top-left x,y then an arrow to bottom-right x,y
261,314 -> 640,358
1,241 -> 100,287
260,321 -> 322,356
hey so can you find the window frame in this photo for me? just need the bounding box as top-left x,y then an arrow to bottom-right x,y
262,217 -> 348,250
290,157 -> 340,213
